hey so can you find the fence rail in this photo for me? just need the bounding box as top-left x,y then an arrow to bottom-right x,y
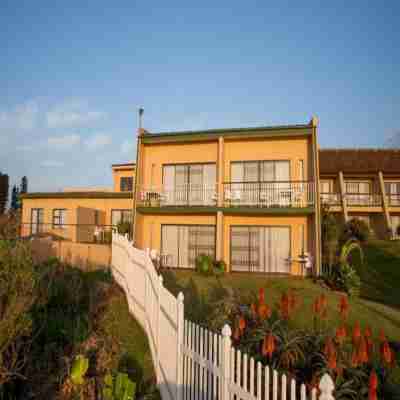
111,233 -> 335,400
344,193 -> 382,207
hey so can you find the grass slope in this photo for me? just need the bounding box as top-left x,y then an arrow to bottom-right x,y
163,270 -> 400,340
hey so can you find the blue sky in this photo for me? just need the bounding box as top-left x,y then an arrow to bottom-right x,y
1,1 -> 399,192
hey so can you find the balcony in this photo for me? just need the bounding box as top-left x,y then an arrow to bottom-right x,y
137,184 -> 218,207
223,181 -> 314,208
387,194 -> 400,207
320,192 -> 341,206
345,193 -> 382,207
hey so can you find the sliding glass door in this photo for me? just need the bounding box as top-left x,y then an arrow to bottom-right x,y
161,225 -> 216,268
163,164 -> 216,205
231,226 -> 291,273
31,208 -> 44,235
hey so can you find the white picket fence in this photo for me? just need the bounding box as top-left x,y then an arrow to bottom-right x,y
111,233 -> 335,400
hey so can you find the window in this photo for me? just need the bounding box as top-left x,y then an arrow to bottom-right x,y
111,209 -> 132,226
161,225 -> 216,268
53,209 -> 67,228
231,160 -> 290,182
120,177 -> 133,192
230,226 -> 291,273
162,163 -> 217,205
385,182 -> 400,205
31,208 -> 44,235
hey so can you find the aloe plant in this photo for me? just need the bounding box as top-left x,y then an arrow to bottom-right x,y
70,355 -> 89,385
103,372 -> 136,400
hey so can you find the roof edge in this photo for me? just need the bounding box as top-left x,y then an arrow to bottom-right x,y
21,192 -> 133,200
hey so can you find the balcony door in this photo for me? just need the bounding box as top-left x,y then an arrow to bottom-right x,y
161,225 -> 216,268
230,161 -> 290,206
163,164 -> 216,206
385,182 -> 400,206
345,181 -> 371,206
230,226 -> 291,273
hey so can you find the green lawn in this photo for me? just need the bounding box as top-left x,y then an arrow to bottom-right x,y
162,269 -> 400,340
358,239 -> 400,309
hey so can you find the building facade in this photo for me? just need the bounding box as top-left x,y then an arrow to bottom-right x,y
132,118 -> 321,276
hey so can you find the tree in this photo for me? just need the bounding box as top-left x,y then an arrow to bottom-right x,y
10,186 -> 19,211
20,176 -> 28,194
0,172 -> 9,214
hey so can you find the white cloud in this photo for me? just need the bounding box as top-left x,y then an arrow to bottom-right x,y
46,100 -> 105,128
47,134 -> 81,148
41,160 -> 65,168
84,134 -> 112,150
0,101 -> 39,131
120,139 -> 135,155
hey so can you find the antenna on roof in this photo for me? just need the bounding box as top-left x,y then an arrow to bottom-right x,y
138,107 -> 144,130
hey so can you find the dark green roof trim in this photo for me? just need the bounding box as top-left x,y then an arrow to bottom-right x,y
142,124 -> 312,144
111,162 -> 136,168
21,192 -> 133,200
137,206 -> 314,215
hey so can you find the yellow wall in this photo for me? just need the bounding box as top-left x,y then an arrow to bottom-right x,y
223,136 -> 313,181
112,166 -> 136,192
140,141 -> 218,188
21,197 -> 132,239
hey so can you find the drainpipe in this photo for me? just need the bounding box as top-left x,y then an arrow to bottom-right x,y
132,130 -> 144,245
311,116 -> 322,276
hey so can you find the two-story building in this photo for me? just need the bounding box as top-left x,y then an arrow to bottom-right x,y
319,149 -> 400,239
132,118 -> 321,275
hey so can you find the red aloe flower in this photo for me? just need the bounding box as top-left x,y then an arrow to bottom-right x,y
312,297 -> 322,316
233,327 -> 241,341
379,328 -> 386,342
335,325 -> 347,344
250,303 -> 257,318
369,371 -> 378,400
351,349 -> 359,367
352,321 -> 361,345
258,288 -> 265,304
339,295 -> 349,319
239,317 -> 246,332
364,326 -> 372,338
280,292 -> 290,319
263,333 -> 276,359
357,336 -> 369,364
258,304 -> 271,320
381,341 -> 392,365
328,351 -> 337,370
324,338 -> 335,358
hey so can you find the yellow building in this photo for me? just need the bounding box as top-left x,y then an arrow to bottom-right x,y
20,163 -> 136,243
132,118 -> 321,275
319,149 -> 400,239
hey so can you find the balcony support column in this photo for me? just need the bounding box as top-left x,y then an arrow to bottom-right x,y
338,171 -> 349,222
217,137 -> 224,207
378,171 -> 391,238
216,211 -> 224,264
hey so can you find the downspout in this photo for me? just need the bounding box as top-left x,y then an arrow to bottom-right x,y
311,117 -> 322,276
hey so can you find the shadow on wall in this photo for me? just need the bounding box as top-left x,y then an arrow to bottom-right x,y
30,238 -> 112,270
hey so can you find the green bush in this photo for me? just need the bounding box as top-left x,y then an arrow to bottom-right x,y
195,254 -> 213,275
117,221 -> 131,236
341,218 -> 370,243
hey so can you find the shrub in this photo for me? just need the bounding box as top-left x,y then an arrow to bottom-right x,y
321,208 -> 341,267
117,221 -> 131,236
341,218 -> 370,243
195,254 -> 213,275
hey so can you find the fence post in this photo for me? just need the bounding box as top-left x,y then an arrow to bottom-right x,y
176,292 -> 185,400
220,324 -> 232,400
157,274 -> 164,385
318,374 -> 335,400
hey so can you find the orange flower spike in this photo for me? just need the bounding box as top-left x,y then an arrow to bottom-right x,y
339,295 -> 349,319
233,327 -> 241,341
324,338 -> 335,358
327,351 -> 337,370
364,326 -> 372,338
261,336 -> 268,356
258,304 -> 271,320
258,288 -> 265,304
352,321 -> 362,345
312,297 -> 321,316
357,336 -> 369,364
238,317 -> 246,332
381,341 -> 392,365
320,294 -> 327,310
369,371 -> 378,400
266,333 -> 276,358
335,325 -> 347,344
280,292 -> 290,319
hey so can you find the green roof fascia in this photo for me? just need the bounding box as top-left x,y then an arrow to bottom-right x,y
21,192 -> 133,200
137,206 -> 315,215
142,125 -> 312,144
